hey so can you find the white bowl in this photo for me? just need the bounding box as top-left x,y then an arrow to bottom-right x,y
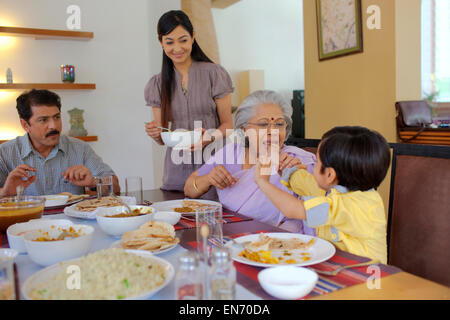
96,205 -> 154,237
7,219 -> 74,253
258,266 -> 318,300
161,130 -> 201,149
23,224 -> 94,267
151,211 -> 181,225
44,195 -> 69,207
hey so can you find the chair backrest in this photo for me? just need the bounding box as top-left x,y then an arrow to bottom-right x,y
387,143 -> 450,286
285,137 -> 320,155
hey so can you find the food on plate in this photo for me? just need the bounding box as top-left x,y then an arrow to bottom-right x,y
0,282 -> 13,300
238,234 -> 314,265
75,196 -> 122,212
105,207 -> 152,218
32,226 -> 82,242
29,248 -> 166,300
57,192 -> 89,203
120,221 -> 179,252
181,200 -> 215,211
173,206 -> 195,213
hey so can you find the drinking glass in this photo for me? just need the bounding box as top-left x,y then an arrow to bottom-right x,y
195,204 -> 223,263
0,249 -> 18,300
125,176 -> 143,205
95,176 -> 113,198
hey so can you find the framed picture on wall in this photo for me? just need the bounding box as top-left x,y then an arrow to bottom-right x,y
316,0 -> 363,61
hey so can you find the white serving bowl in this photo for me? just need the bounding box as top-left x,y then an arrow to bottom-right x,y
258,266 -> 318,300
7,219 -> 74,254
96,205 -> 154,237
23,224 -> 94,267
44,195 -> 69,207
151,211 -> 181,226
161,130 -> 201,149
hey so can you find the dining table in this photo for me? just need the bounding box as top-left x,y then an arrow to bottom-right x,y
1,189 -> 449,300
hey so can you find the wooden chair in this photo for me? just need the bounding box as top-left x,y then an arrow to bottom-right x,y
387,143 -> 450,286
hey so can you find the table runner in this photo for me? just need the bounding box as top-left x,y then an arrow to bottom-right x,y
183,231 -> 402,300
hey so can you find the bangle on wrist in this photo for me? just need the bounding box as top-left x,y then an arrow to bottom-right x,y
193,176 -> 200,193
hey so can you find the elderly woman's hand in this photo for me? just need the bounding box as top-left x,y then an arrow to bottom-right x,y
207,165 -> 237,190
277,153 -> 307,175
254,156 -> 273,185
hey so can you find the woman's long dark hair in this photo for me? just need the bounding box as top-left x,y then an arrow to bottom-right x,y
157,10 -> 213,128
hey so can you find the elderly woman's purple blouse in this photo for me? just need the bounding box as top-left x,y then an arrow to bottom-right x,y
197,142 -> 317,233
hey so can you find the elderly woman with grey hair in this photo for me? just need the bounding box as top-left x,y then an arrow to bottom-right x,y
184,90 -> 318,233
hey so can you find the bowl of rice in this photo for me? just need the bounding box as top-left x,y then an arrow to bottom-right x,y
22,248 -> 174,300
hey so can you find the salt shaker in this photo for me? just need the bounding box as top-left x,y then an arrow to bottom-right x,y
208,247 -> 236,300
174,251 -> 203,300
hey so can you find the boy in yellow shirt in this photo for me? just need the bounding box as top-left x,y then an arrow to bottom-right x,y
254,126 -> 391,263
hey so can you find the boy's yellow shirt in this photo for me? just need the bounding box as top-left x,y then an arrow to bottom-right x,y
281,169 -> 387,264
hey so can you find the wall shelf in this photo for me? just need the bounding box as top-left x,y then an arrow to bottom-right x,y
0,136 -> 98,144
0,83 -> 96,90
0,26 -> 93,40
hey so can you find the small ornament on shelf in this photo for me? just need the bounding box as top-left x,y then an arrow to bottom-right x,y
61,65 -> 75,83
6,68 -> 13,84
68,108 -> 88,137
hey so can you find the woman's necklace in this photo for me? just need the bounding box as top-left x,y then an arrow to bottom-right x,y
181,81 -> 188,95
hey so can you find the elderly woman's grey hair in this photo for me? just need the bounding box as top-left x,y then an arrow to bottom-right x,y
234,90 -> 293,140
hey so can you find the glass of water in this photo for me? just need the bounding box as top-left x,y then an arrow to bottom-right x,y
96,176 -> 113,198
125,176 -> 143,205
195,204 -> 223,263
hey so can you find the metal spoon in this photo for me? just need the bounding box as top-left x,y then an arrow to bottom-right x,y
16,185 -> 24,205
111,194 -> 132,214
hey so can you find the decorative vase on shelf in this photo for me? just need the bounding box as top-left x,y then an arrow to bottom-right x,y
6,68 -> 13,84
68,108 -> 88,137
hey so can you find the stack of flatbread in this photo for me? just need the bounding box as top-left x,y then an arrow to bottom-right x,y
121,221 -> 179,252
75,196 -> 122,212
57,192 -> 89,203
182,200 -> 215,211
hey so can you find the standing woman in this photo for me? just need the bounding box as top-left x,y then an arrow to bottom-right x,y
145,10 -> 234,192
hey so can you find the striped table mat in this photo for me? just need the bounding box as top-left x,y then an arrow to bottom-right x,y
174,212 -> 252,231
183,231 -> 402,300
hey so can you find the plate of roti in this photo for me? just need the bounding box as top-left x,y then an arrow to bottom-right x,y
63,196 -> 136,219
110,221 -> 179,254
151,199 -> 221,216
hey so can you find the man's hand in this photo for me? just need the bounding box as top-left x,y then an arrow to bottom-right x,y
1,164 -> 37,196
62,165 -> 96,187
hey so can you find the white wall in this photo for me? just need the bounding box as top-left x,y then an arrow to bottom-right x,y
212,0 -> 304,105
0,0 -> 181,191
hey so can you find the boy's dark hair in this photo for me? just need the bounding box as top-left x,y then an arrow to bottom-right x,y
16,89 -> 62,123
319,126 -> 391,191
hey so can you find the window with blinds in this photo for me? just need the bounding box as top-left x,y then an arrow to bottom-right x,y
421,0 -> 450,102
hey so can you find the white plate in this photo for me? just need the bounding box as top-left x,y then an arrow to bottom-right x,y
44,197 -> 85,210
22,249 -> 175,300
110,240 -> 178,255
225,233 -> 336,268
151,199 -> 221,216
63,196 -> 136,219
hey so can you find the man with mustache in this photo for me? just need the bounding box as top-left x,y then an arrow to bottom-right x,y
0,89 -> 120,196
